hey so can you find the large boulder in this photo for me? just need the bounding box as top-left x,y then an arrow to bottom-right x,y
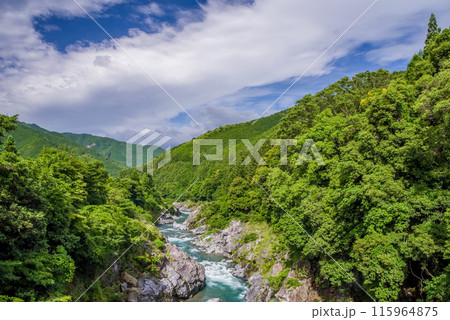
124,287 -> 141,302
136,244 -> 206,301
173,221 -> 189,231
120,242 -> 206,302
120,272 -> 138,287
158,213 -> 175,225
163,244 -> 206,299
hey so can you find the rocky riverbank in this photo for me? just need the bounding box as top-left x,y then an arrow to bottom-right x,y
172,203 -> 348,302
120,243 -> 206,302
159,204 -> 248,301
99,209 -> 207,302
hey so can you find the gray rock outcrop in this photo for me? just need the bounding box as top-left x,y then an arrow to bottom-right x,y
173,221 -> 189,231
192,220 -> 244,258
158,213 -> 175,225
245,272 -> 274,302
191,225 -> 207,235
161,244 -> 206,299
231,263 -> 248,280
121,244 -> 206,302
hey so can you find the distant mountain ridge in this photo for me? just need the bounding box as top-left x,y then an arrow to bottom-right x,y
61,131 -> 165,168
10,122 -> 125,176
10,122 -> 165,176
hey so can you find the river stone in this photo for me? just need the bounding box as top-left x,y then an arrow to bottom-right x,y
121,272 -> 138,287
158,213 -> 175,225
173,202 -> 190,212
173,221 -> 189,230
124,287 -> 141,302
118,239 -> 206,302
207,298 -> 223,302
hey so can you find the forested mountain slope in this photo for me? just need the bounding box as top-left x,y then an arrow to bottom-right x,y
0,115 -> 167,301
10,122 -> 125,176
61,131 -> 165,168
10,122 -> 166,176
153,110 -> 285,199
153,26 -> 450,301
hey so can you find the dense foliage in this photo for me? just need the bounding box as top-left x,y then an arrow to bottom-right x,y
1,16 -> 447,303
153,110 -> 285,200
154,22 -> 450,301
0,118 -> 164,301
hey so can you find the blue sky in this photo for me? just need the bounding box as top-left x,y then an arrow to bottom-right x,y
1,0 -> 449,145
33,0 -> 206,52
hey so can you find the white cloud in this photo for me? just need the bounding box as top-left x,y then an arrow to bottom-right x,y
137,2 -> 164,16
41,24 -> 61,32
93,55 -> 112,67
0,0 -> 449,146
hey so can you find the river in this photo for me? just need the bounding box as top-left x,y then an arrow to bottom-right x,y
158,210 -> 248,302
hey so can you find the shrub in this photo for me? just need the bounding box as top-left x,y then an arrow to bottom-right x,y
285,278 -> 302,289
242,232 -> 258,244
153,239 -> 165,250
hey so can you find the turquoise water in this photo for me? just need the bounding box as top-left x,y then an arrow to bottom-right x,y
158,212 -> 248,302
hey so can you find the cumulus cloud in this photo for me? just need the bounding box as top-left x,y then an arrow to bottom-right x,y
137,2 -> 164,16
93,55 -> 112,67
0,0 -> 449,146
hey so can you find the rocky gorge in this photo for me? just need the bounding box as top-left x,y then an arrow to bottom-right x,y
114,202 -> 347,302
99,212 -> 207,302
172,203 -> 348,302
158,204 -> 248,301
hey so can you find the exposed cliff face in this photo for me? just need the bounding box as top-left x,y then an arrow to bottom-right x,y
99,215 -> 206,303
174,203 -> 348,302
120,243 -> 206,302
